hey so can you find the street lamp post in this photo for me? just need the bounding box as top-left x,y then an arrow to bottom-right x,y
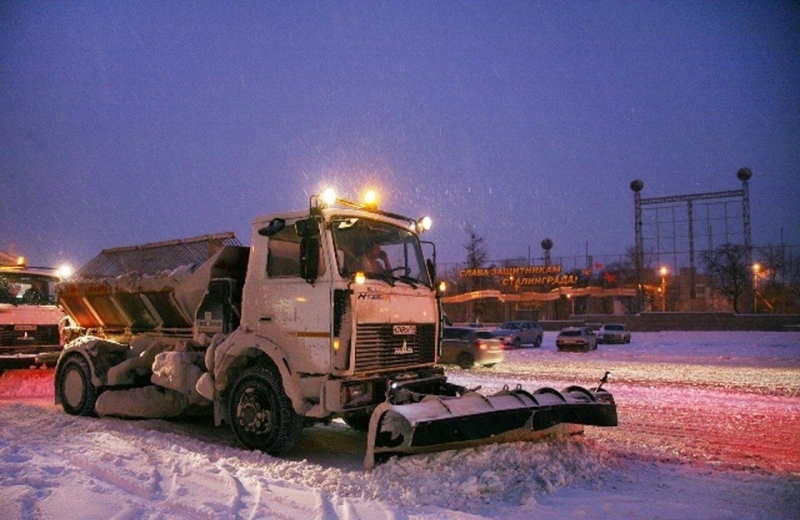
659,267 -> 669,312
753,263 -> 760,313
566,293 -> 575,316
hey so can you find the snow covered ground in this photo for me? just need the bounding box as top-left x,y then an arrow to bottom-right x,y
1,331 -> 798,519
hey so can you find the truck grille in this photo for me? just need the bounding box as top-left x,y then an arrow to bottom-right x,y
0,324 -> 60,354
354,323 -> 436,373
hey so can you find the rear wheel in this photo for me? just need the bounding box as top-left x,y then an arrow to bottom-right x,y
56,355 -> 98,416
513,337 -> 521,349
227,365 -> 301,456
533,336 -> 542,348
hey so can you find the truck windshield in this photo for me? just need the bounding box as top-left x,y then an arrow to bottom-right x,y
0,271 -> 58,305
331,216 -> 431,287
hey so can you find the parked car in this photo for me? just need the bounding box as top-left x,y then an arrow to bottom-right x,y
597,323 -> 631,344
440,327 -> 504,368
556,326 -> 598,352
491,320 -> 544,349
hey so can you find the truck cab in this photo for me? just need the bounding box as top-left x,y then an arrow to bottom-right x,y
220,192 -> 443,423
1,258 -> 66,369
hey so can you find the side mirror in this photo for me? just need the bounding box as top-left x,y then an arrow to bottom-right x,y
258,218 -> 285,237
300,236 -> 320,282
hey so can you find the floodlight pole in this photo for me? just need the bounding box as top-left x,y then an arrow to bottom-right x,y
630,180 -> 645,313
738,168 -> 754,311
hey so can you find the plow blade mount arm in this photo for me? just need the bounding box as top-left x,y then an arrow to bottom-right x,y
365,385 -> 617,469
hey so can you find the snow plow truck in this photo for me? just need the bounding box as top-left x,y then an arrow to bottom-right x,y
54,189 -> 617,468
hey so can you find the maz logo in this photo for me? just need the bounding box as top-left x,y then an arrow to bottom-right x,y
394,340 -> 414,355
357,293 -> 386,300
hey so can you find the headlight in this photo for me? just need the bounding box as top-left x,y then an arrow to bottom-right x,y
342,381 -> 374,407
418,216 -> 432,231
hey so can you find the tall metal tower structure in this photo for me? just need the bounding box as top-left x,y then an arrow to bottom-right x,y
631,169 -> 753,311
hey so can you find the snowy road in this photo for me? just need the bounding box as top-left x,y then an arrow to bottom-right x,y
448,332 -> 800,475
1,331 -> 799,519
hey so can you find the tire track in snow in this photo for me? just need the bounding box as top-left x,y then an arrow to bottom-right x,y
65,432 -> 160,499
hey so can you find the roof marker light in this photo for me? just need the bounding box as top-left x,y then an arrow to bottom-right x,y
320,188 -> 337,206
363,190 -> 378,210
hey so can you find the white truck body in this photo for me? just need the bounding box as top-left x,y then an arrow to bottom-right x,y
54,193 -> 616,467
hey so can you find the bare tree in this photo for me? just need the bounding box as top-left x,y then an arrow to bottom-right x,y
756,244 -> 800,313
700,243 -> 748,313
460,224 -> 490,322
463,224 -> 489,270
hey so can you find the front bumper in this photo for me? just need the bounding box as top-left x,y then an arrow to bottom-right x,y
324,367 -> 448,412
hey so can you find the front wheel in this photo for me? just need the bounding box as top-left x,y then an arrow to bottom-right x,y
227,365 -> 302,456
56,355 -> 98,416
533,336 -> 542,348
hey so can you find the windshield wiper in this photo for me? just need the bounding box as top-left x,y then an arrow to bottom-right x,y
394,275 -> 419,288
364,270 -> 422,288
364,271 -> 396,286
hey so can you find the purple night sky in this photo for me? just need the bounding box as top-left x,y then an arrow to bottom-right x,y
2,2 -> 798,271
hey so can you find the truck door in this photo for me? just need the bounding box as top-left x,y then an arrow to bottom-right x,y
250,218 -> 332,374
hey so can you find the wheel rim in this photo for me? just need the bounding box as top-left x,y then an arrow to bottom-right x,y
236,387 -> 274,435
62,367 -> 85,409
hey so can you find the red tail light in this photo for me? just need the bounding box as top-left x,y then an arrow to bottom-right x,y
477,341 -> 488,351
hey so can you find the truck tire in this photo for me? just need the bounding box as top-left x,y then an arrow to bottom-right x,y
227,365 -> 302,456
457,352 -> 474,369
56,355 -> 98,416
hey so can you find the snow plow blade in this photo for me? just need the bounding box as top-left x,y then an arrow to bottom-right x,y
365,385 -> 616,469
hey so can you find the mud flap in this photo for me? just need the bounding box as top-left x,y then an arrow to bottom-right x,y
365,385 -> 617,469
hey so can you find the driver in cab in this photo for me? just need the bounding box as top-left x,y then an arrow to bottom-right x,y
358,241 -> 391,273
